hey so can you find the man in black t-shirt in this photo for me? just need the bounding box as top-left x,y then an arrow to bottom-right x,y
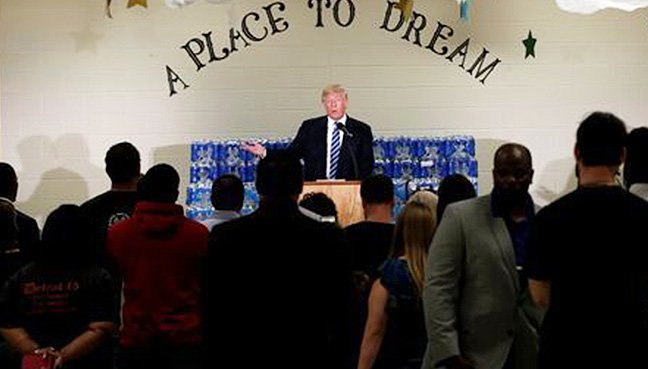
80,142 -> 141,269
527,112 -> 648,369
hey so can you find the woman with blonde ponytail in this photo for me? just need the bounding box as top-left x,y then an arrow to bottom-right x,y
357,201 -> 436,369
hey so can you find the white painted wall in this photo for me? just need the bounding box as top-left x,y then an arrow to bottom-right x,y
2,0 -> 647,225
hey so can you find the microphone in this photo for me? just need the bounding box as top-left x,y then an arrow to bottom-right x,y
335,122 -> 353,138
335,122 -> 359,179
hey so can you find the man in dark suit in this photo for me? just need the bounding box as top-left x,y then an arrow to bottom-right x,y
207,150 -> 351,369
0,162 -> 40,272
243,84 -> 375,180
0,162 -> 40,369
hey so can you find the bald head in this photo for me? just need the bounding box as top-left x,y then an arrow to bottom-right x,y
493,143 -> 532,169
492,143 -> 533,196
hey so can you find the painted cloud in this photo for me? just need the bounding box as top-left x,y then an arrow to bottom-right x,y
556,0 -> 648,14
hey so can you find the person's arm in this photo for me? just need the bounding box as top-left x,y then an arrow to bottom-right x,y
0,327 -> 39,354
528,279 -> 551,309
357,279 -> 389,369
356,124 -> 374,179
55,321 -> 116,367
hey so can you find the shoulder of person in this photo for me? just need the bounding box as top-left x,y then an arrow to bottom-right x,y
301,116 -> 327,126
347,116 -> 372,131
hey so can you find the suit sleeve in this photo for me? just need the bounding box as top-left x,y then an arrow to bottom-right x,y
287,121 -> 308,159
357,125 -> 374,179
423,204 -> 465,366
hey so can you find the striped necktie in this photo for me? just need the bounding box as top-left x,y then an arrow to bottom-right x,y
329,123 -> 341,179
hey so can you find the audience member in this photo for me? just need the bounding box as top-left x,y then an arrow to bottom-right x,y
80,142 -> 141,266
299,192 -> 338,223
623,126 -> 648,200
208,150 -> 350,369
108,164 -> 208,369
436,174 -> 477,222
200,174 -> 244,231
0,163 -> 40,272
0,163 -> 40,368
0,205 -> 116,369
345,174 -> 396,280
527,112 -> 648,368
344,174 -> 396,367
357,201 -> 436,369
407,189 -> 438,214
422,143 -> 543,369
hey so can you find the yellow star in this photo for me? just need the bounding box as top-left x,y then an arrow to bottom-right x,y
395,0 -> 414,21
127,0 -> 148,8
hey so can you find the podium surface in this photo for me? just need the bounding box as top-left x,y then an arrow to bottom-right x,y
300,180 -> 363,227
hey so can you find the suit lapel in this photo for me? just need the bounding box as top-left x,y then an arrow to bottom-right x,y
314,117 -> 329,178
487,203 -> 520,292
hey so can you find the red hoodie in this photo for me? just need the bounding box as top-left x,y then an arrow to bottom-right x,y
107,201 -> 208,347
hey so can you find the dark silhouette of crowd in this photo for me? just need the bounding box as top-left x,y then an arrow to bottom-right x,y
2,111 -> 648,369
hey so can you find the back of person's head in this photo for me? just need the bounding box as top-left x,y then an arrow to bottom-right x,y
137,163 -> 180,203
0,201 -> 17,251
623,127 -> 648,188
105,142 -> 141,184
299,192 -> 338,220
437,174 -> 477,221
360,174 -> 394,204
390,201 -> 436,294
0,162 -> 18,201
576,111 -> 627,167
407,190 -> 438,213
255,150 -> 303,198
211,174 -> 244,211
40,204 -> 94,265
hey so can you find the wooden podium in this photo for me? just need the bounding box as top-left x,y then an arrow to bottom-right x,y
300,180 -> 363,227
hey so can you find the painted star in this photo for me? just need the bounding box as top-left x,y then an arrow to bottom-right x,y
522,30 -> 537,59
127,0 -> 148,8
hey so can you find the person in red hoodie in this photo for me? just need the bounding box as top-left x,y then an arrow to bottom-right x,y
108,164 -> 208,369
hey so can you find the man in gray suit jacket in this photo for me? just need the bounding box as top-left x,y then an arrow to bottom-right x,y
421,143 -> 544,369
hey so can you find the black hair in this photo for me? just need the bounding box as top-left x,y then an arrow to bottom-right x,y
211,174 -> 244,211
360,174 -> 394,204
137,163 -> 180,203
105,142 -> 141,184
255,150 -> 303,197
576,112 -> 627,166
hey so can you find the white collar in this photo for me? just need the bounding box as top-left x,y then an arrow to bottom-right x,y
327,115 -> 347,126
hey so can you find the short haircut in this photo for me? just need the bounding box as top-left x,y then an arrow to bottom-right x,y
299,192 -> 338,218
624,127 -> 648,188
40,204 -> 93,265
493,143 -> 533,169
321,84 -> 347,102
576,111 -> 627,166
360,174 -> 394,204
211,174 -> 244,211
437,174 -> 476,221
255,150 -> 303,197
105,142 -> 141,184
0,162 -> 18,200
137,163 -> 180,203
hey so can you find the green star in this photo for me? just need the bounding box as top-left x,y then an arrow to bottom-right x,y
523,30 -> 537,59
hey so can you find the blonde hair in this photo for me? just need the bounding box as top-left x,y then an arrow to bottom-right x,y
407,190 -> 438,214
390,201 -> 437,294
321,84 -> 347,102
